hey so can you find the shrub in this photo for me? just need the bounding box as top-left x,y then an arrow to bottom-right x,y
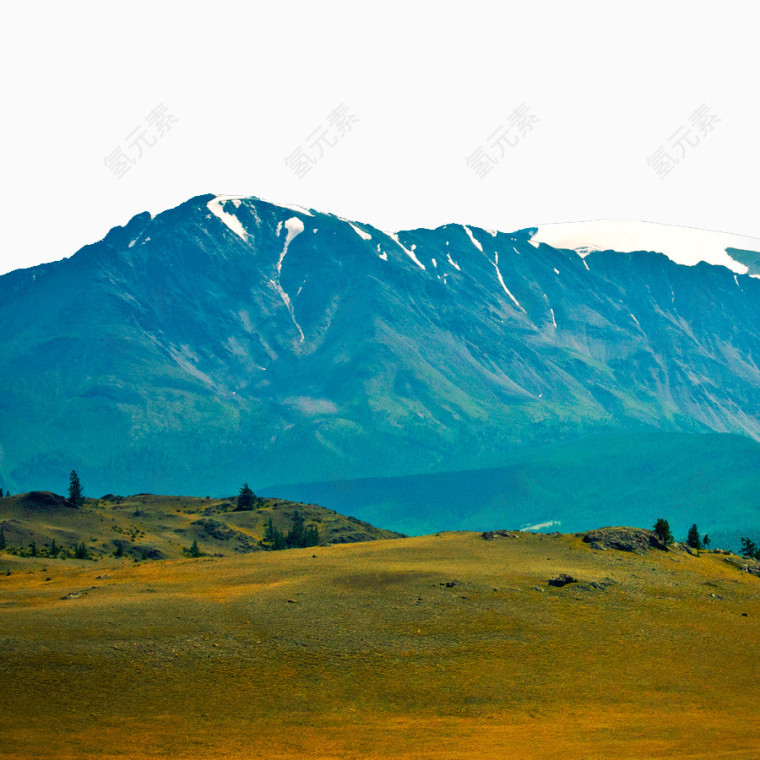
183,539 -> 203,558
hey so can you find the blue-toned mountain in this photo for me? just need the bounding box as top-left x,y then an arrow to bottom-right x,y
2,194 -> 760,502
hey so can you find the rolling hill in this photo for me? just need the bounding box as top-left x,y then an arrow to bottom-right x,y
2,528 -> 759,759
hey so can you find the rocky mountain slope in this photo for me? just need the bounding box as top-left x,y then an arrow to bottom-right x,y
3,194 -> 760,529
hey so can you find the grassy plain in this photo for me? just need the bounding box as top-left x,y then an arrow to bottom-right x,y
2,531 -> 759,759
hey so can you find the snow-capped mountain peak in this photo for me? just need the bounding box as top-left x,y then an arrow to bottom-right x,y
528,220 -> 760,276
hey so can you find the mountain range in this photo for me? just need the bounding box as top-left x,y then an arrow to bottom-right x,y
3,193 -> 760,538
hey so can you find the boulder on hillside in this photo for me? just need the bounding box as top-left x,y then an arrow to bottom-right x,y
548,573 -> 578,587
481,530 -> 518,540
580,527 -> 667,553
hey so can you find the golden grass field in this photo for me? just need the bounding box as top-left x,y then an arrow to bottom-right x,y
2,530 -> 760,759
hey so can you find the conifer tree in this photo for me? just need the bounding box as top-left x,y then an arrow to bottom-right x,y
68,470 -> 84,509
286,511 -> 306,548
264,519 -> 286,550
653,518 -> 673,546
235,482 -> 256,511
686,523 -> 702,550
0,527 -> 6,551
740,537 -> 760,560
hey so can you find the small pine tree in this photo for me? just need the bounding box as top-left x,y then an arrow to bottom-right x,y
702,534 -> 711,549
0,487 -> 4,497
264,519 -> 286,550
286,511 -> 307,548
29,541 -> 37,557
74,541 -> 89,560
188,539 -> 201,558
114,541 -> 124,558
740,537 -> 760,560
653,518 -> 673,547
68,471 -> 84,509
686,523 -> 702,550
48,539 -> 59,558
0,527 -> 5,551
235,483 -> 256,511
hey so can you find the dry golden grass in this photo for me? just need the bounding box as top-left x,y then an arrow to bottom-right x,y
2,531 -> 759,758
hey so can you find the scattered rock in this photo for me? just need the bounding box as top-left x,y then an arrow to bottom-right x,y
532,586 -> 544,593
714,549 -> 730,555
684,545 -> 700,557
61,592 -> 81,600
724,556 -> 760,578
577,578 -> 617,592
580,527 -> 667,553
742,612 -> 749,617
95,574 -> 110,580
548,574 -> 578,588
443,579 -> 459,588
709,593 -> 724,600
287,599 -> 298,604
481,530 -> 518,540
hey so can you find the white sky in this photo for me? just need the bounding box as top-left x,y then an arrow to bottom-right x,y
1,1 -> 758,276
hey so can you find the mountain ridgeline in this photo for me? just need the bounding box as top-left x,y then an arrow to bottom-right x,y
2,194 -> 760,535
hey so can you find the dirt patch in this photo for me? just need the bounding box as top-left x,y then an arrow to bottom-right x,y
334,570 -> 429,591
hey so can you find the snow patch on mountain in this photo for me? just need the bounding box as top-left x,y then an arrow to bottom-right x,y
522,519 -> 561,532
278,202 -> 314,217
529,220 -> 760,274
463,225 -> 483,252
207,197 -> 248,240
270,218 -> 306,342
284,217 -> 304,245
492,251 -> 525,312
388,233 -> 426,270
349,222 -> 372,241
